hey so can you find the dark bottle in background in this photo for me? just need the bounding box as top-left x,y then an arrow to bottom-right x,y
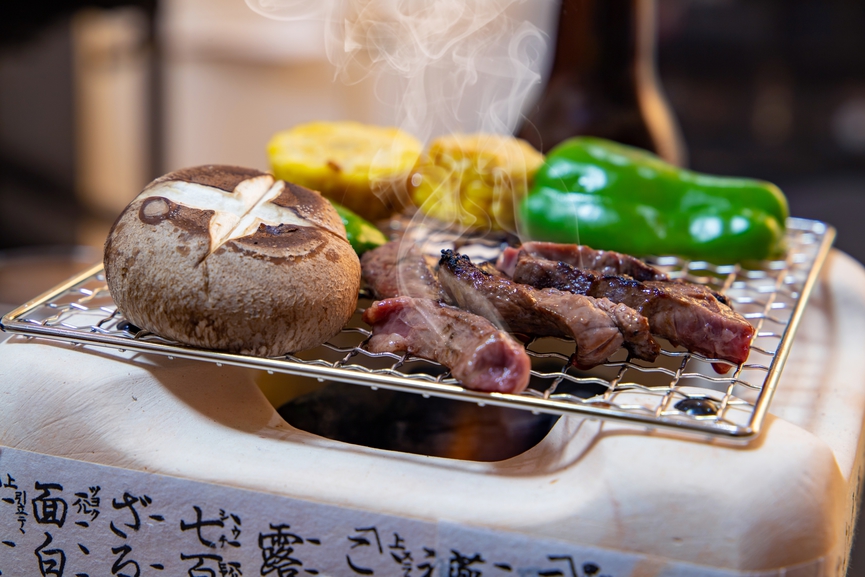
518,0 -> 686,166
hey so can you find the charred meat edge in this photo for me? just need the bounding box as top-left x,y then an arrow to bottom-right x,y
497,242 -> 668,281
499,242 -> 730,306
507,251 -> 754,366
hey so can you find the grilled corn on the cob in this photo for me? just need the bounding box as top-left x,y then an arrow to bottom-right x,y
267,121 -> 422,222
409,133 -> 544,232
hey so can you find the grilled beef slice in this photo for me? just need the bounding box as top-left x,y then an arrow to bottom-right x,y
508,252 -> 754,366
438,250 -> 658,366
497,242 -> 668,282
362,297 -> 531,394
361,240 -> 448,301
499,242 -> 730,306
592,298 -> 661,362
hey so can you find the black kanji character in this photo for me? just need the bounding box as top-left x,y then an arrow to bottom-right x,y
73,487 -> 101,522
449,550 -> 485,577
181,506 -> 226,549
200,509 -> 242,548
34,532 -> 66,577
346,527 -> 383,575
218,560 -> 243,577
389,533 -> 406,551
32,483 -> 67,527
222,512 -> 242,546
111,492 -> 150,538
543,556 -> 604,577
388,533 -> 413,577
346,555 -> 374,575
348,527 -> 382,553
14,490 -> 27,533
181,552 -> 223,577
545,555 -> 577,577
417,562 -> 435,577
3,474 -> 17,489
259,524 -> 305,577
416,547 -> 437,577
391,549 -> 413,564
112,544 -> 141,577
216,534 -> 237,548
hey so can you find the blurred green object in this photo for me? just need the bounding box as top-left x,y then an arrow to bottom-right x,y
331,201 -> 388,255
518,137 -> 789,263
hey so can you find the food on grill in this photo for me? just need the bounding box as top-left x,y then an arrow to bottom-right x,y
360,240 -> 533,391
500,242 -> 731,306
361,240 -> 448,302
104,165 -> 360,356
331,200 -> 388,255
362,297 -> 531,394
498,242 -> 668,282
438,250 -> 658,366
518,136 -> 789,263
505,250 -> 754,366
592,298 -> 661,363
267,121 -> 422,222
409,133 -> 544,232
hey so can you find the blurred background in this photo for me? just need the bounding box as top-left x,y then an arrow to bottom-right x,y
1,0 -> 864,569
1,0 -> 863,258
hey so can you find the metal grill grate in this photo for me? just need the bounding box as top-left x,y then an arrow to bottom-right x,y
0,218 -> 834,441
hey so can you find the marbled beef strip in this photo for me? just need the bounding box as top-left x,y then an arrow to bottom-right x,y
362,297 -> 531,394
438,250 -> 656,366
508,252 -> 754,366
361,240 -> 448,302
497,242 -> 668,281
499,242 -> 730,306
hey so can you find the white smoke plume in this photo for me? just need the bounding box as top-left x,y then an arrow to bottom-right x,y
247,0 -> 554,319
245,0 -> 549,140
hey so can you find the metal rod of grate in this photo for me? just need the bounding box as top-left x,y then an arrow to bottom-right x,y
0,219 -> 835,442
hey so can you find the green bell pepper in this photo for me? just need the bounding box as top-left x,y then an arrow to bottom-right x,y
517,137 -> 789,263
330,200 -> 388,255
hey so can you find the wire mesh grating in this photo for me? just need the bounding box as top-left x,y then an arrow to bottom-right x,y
0,218 -> 835,442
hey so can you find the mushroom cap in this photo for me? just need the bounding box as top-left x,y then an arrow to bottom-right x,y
104,165 -> 360,356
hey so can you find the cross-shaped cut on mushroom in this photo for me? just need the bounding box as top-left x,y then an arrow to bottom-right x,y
136,174 -> 343,258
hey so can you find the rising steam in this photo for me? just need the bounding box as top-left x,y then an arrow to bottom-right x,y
245,0 -> 548,140
247,0 -> 552,309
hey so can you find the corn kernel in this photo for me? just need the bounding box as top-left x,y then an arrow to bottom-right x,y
408,133 -> 543,232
